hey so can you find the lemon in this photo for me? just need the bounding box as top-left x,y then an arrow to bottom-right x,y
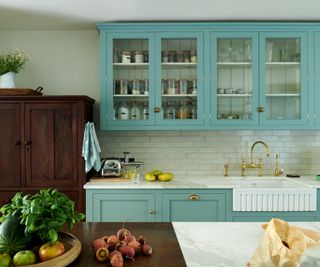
158,172 -> 174,182
144,173 -> 156,182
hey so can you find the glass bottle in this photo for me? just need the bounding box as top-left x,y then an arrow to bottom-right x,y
120,79 -> 128,95
142,102 -> 149,120
178,101 -> 188,119
113,102 -> 119,120
130,102 -> 140,120
118,101 -> 129,120
167,101 -> 176,119
132,79 -> 140,95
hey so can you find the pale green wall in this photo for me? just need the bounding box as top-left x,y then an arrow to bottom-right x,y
0,30 -> 100,121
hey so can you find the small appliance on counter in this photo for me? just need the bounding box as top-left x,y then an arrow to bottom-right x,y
100,158 -> 122,177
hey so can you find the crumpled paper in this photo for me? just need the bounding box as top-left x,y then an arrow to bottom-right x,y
247,218 -> 320,267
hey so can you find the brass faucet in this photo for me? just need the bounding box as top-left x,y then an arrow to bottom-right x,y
224,164 -> 229,177
275,154 -> 284,176
248,141 -> 270,176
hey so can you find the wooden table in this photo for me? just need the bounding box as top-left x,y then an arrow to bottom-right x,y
68,222 -> 186,267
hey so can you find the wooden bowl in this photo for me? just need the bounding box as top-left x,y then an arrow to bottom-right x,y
28,232 -> 81,267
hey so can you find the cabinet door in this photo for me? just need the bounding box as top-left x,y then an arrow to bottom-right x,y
259,32 -> 309,127
88,191 -> 156,222
0,103 -> 22,187
101,32 -> 155,129
24,103 -> 78,187
314,32 -> 320,126
155,32 -> 204,126
162,191 -> 226,222
0,191 -> 18,207
211,32 -> 259,127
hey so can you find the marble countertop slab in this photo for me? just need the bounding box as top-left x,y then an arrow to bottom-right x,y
84,175 -> 320,189
172,221 -> 320,267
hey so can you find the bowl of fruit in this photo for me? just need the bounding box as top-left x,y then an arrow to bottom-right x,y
0,189 -> 84,267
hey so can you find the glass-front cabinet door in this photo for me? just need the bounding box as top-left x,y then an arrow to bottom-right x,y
104,33 -> 155,127
210,32 -> 259,126
313,32 -> 320,126
259,32 -> 308,126
155,32 -> 204,126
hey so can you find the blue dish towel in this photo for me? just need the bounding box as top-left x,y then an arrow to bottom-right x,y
82,122 -> 101,173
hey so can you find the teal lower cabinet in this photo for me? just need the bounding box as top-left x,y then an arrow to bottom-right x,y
86,190 -> 161,222
162,190 -> 228,222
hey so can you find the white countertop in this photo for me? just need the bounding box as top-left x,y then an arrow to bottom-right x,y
172,221 -> 320,267
84,175 -> 320,189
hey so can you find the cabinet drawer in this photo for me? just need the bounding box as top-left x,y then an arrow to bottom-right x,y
162,190 -> 226,222
87,191 -> 156,222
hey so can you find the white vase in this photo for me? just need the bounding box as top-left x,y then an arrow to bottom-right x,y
0,72 -> 16,88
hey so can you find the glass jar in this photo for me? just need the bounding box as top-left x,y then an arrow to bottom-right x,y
122,51 -> 131,63
143,79 -> 149,95
143,50 -> 149,63
168,51 -> 176,62
142,102 -> 149,120
167,79 -> 176,95
132,79 -> 141,95
190,50 -> 197,63
135,51 -> 144,63
179,79 -> 188,94
120,79 -> 128,94
118,102 -> 129,120
176,51 -> 184,62
130,102 -> 140,120
183,50 -> 191,62
113,48 -> 121,63
161,79 -> 168,94
176,102 -> 188,119
113,102 -> 119,120
162,51 -> 169,63
113,80 -> 120,94
166,101 -> 176,119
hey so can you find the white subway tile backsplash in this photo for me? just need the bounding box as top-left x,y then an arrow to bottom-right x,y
98,130 -> 320,176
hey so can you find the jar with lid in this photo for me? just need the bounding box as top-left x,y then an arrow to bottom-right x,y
118,101 -> 129,120
176,102 -> 188,119
113,48 -> 121,63
142,102 -> 149,120
143,79 -> 149,95
190,50 -> 197,63
122,51 -> 131,63
134,51 -> 144,63
132,79 -> 141,95
130,102 -> 140,120
168,51 -> 176,62
176,51 -> 184,62
179,79 -> 188,94
166,101 -> 176,119
167,79 -> 176,95
143,50 -> 149,63
162,51 -> 169,63
120,79 -> 128,95
183,50 -> 191,62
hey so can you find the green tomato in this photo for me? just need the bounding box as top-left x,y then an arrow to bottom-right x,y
0,253 -> 12,267
12,250 -> 36,266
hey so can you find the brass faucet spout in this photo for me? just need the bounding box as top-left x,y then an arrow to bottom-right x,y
248,141 -> 270,168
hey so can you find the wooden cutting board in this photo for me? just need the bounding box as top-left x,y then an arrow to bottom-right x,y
90,177 -> 132,182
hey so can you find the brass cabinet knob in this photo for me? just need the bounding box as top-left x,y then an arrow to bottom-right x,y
189,194 -> 199,201
24,141 -> 32,145
148,209 -> 156,214
153,107 -> 161,113
257,106 -> 265,112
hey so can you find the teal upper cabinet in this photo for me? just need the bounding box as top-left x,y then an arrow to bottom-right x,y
97,22 -> 319,130
314,32 -> 320,127
259,32 -> 309,128
210,32 -> 259,127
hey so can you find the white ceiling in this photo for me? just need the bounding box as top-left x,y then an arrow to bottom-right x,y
1,0 -> 320,30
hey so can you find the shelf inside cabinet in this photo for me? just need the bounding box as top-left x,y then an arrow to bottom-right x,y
265,93 -> 300,97
161,62 -> 197,68
265,62 -> 300,67
113,94 -> 149,99
217,94 -> 252,97
113,63 -> 149,68
162,94 -> 197,97
217,62 -> 252,66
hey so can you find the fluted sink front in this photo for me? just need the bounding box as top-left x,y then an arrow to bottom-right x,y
230,178 -> 317,212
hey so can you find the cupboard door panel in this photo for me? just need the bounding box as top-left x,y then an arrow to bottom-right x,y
0,103 -> 22,187
25,103 -> 78,187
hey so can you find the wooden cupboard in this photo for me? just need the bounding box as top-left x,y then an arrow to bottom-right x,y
0,95 -> 94,212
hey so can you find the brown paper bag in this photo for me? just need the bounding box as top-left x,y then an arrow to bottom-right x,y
247,218 -> 320,267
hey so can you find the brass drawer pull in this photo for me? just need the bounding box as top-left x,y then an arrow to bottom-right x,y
189,194 -> 199,201
153,107 -> 161,113
257,106 -> 265,113
148,209 -> 155,214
